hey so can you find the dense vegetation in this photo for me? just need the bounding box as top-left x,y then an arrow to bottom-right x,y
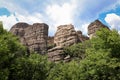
0,22 -> 120,80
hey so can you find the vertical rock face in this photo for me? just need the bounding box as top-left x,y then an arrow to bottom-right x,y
54,24 -> 78,47
88,20 -> 109,39
47,36 -> 54,45
10,23 -> 29,37
24,23 -> 48,54
77,30 -> 89,42
10,23 -> 49,54
48,24 -> 78,62
47,36 -> 55,50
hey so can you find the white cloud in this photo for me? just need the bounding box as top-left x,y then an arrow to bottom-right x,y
0,13 -> 43,30
46,0 -> 78,35
105,13 -> 120,32
0,15 -> 17,30
15,12 -> 43,23
75,23 -> 89,35
0,0 -> 119,36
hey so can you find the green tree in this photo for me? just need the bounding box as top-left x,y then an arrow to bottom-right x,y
47,61 -> 80,80
79,28 -> 120,80
9,54 -> 53,80
63,40 -> 91,60
0,22 -> 26,80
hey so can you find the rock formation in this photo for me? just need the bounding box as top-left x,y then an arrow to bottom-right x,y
88,20 -> 109,39
10,22 -> 90,62
48,24 -> 78,62
9,19 -> 110,62
54,24 -> 78,47
10,22 -> 49,54
47,36 -> 54,45
76,30 -> 89,42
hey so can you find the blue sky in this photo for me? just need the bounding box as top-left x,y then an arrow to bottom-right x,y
0,0 -> 120,36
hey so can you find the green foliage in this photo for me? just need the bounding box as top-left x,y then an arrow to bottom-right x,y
9,54 -> 53,80
92,28 -> 120,57
0,27 -> 26,68
63,40 -> 91,59
0,21 -> 4,34
47,61 -> 80,80
0,23 -> 27,80
78,28 -> 120,80
47,43 -> 56,50
1,22 -> 120,80
62,28 -> 120,80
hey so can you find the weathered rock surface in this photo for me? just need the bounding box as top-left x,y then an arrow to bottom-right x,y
88,20 -> 109,39
48,24 -> 78,62
47,36 -> 54,45
48,47 -> 71,62
10,22 -> 90,62
77,30 -> 89,42
10,23 -> 29,37
54,24 -> 78,47
10,23 -> 49,54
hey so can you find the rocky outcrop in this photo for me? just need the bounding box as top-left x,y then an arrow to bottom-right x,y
48,24 -> 78,62
48,47 -> 64,62
9,19 -> 110,62
10,22 -> 91,62
10,23 -> 29,37
77,30 -> 89,42
10,23 -> 49,54
88,20 -> 109,39
47,36 -> 54,45
10,23 -> 29,45
54,24 -> 78,47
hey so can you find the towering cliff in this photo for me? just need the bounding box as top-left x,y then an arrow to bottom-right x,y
10,23 -> 49,54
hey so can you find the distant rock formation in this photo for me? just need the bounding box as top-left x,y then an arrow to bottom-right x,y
10,22 -> 49,54
88,20 -> 109,39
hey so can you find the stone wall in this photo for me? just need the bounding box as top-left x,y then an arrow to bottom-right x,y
10,23 -> 49,54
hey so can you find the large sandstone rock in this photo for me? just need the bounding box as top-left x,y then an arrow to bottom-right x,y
48,24 -> 78,62
10,23 -> 49,54
48,47 -> 64,62
48,47 -> 71,62
10,23 -> 29,37
88,20 -> 109,39
54,24 -> 78,47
